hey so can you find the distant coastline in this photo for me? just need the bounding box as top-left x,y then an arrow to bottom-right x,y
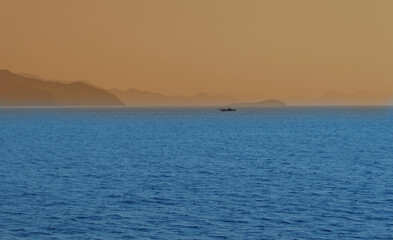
2,69 -> 280,107
2,69 -> 392,107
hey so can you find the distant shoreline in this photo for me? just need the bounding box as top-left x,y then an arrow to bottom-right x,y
1,105 -> 392,109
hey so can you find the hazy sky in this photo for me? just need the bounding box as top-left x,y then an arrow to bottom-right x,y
1,0 -> 392,99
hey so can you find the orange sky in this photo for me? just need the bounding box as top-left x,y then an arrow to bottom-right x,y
1,0 -> 392,101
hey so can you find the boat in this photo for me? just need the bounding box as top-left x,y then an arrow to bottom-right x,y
218,107 -> 236,111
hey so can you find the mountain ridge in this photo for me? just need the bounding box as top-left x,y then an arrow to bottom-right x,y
109,88 -> 238,106
0,69 -> 124,106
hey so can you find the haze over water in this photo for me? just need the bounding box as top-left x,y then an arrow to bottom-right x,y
1,0 -> 393,103
1,107 -> 392,239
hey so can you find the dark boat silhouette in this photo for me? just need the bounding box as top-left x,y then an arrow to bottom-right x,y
218,107 -> 236,111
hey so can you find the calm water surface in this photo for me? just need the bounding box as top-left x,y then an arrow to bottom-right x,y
0,107 -> 392,239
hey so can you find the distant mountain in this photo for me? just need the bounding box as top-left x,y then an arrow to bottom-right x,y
109,88 -> 184,106
0,69 -> 124,106
233,99 -> 286,107
110,88 -> 237,106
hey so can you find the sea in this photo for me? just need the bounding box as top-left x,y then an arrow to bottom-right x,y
0,107 -> 392,239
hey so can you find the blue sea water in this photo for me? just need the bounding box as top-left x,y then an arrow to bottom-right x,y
0,107 -> 392,239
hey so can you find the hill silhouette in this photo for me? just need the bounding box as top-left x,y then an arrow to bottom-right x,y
110,88 -> 237,106
0,70 -> 124,106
